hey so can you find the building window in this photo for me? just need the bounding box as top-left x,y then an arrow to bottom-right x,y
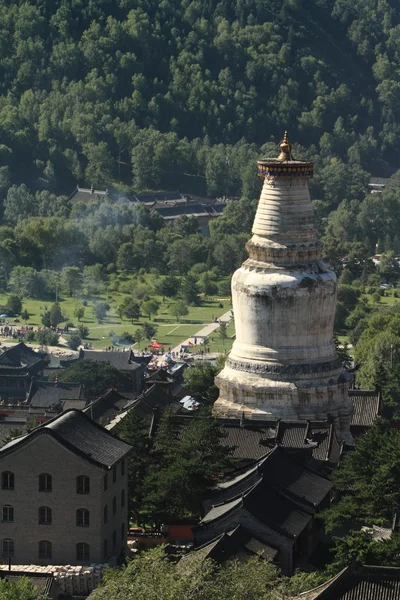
112,467 -> 117,484
2,505 -> 13,522
121,489 -> 125,508
76,509 -> 90,527
39,473 -> 52,492
121,459 -> 125,476
103,539 -> 108,559
2,539 -> 14,557
112,530 -> 116,550
76,542 -> 90,561
2,472 -> 14,490
104,473 -> 108,491
39,507 -> 52,525
104,505 -> 108,524
39,540 -> 52,559
112,496 -> 116,516
76,475 -> 90,494
121,522 -> 125,541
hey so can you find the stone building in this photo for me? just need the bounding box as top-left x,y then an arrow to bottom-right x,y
214,133 -> 353,444
0,409 -> 132,566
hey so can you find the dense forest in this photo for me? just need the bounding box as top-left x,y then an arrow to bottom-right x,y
0,0 -> 398,198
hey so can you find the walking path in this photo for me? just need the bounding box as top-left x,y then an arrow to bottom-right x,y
171,309 -> 232,354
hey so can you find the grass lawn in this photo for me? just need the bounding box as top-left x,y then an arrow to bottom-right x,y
0,272 -> 232,350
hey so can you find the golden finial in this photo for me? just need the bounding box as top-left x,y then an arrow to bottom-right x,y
277,131 -> 294,161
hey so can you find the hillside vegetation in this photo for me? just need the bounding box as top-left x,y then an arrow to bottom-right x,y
0,0 -> 398,199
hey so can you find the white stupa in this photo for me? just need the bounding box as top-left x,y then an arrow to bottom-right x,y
214,133 -> 353,444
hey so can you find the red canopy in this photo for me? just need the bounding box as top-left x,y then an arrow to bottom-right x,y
149,341 -> 164,349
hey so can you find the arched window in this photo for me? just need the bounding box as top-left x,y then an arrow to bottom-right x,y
39,540 -> 52,559
39,473 -> 52,492
2,539 -> 14,557
2,472 -> 14,490
2,505 -> 14,522
112,496 -> 116,516
39,507 -> 52,525
121,489 -> 125,508
121,459 -> 125,476
112,530 -> 116,550
103,538 -> 108,559
121,522 -> 125,541
103,473 -> 108,491
76,508 -> 90,527
104,505 -> 108,524
112,466 -> 117,484
76,542 -> 90,561
76,475 -> 90,494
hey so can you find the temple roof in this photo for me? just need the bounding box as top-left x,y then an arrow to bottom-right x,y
349,390 -> 381,428
181,525 -> 278,566
206,447 -> 332,512
308,565 -> 400,599
0,342 -> 47,372
199,478 -> 312,539
0,409 -> 132,469
27,380 -> 85,408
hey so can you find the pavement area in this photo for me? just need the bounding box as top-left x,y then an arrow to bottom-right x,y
171,309 -> 232,354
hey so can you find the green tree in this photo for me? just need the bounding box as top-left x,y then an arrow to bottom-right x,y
142,409 -> 233,522
6,294 -> 22,315
141,322 -> 157,342
171,300 -> 188,322
218,321 -> 228,345
68,333 -> 81,351
119,410 -> 153,523
141,299 -> 159,320
180,275 -> 200,306
0,575 -> 47,599
119,297 -> 140,324
49,302 -> 63,327
322,423 -> 400,534
77,324 -> 89,339
134,327 -> 144,348
21,309 -> 29,323
74,305 -> 85,322
93,301 -> 109,323
3,184 -> 36,226
183,362 -> 219,404
36,328 -> 59,347
56,360 -> 129,398
60,266 -> 82,298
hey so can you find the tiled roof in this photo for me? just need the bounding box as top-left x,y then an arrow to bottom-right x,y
133,191 -> 184,204
199,478 -> 312,539
314,565 -> 400,599
0,409 -> 132,469
349,391 -> 381,427
0,342 -> 46,370
27,380 -> 84,408
83,389 -> 132,423
81,349 -> 142,371
182,525 -> 277,566
207,448 -> 331,511
219,424 -> 276,460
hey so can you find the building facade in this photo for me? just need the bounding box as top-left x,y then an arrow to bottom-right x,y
0,410 -> 132,566
214,133 -> 353,444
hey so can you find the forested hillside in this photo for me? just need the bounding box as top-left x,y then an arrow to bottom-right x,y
0,0 -> 398,199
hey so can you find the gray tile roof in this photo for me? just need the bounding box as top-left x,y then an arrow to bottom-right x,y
349,391 -> 381,427
200,478 -> 312,539
0,342 -> 47,371
81,349 -> 142,371
27,380 -> 84,408
0,409 -> 133,469
315,565 -> 400,599
182,525 -> 277,566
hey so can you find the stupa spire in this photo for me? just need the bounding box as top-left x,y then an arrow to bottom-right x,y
277,130 -> 293,161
